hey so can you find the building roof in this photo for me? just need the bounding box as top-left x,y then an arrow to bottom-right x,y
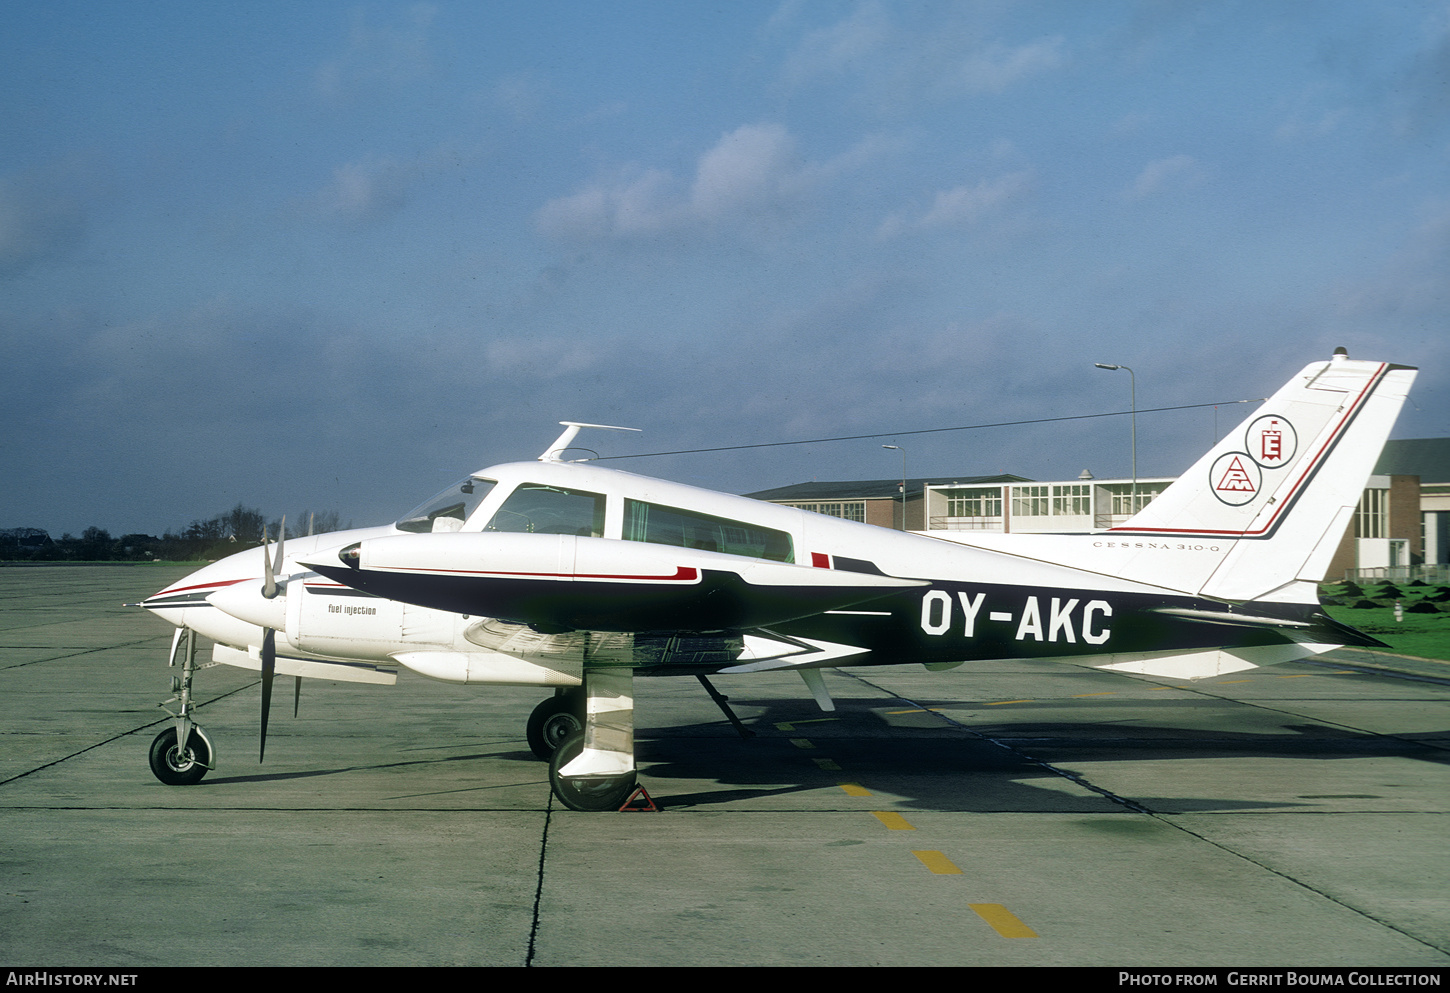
1375,438 -> 1450,483
746,474 -> 1031,502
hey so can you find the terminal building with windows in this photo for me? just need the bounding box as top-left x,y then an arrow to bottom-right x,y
746,437 -> 1450,583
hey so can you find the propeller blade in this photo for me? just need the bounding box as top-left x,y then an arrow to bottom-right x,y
262,517 -> 287,601
274,516 -> 286,581
259,627 -> 275,762
293,676 -> 301,718
262,524 -> 275,599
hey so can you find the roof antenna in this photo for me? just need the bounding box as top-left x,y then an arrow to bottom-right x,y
540,421 -> 641,462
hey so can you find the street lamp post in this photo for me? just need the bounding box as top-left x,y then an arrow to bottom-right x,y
882,444 -> 906,530
1094,363 -> 1137,514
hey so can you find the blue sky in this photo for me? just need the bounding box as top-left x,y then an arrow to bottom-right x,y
2,1 -> 1447,537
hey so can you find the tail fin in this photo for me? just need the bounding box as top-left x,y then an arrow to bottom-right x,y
1116,350 -> 1415,602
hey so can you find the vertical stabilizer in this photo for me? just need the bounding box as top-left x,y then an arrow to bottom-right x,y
1115,351 -> 1415,601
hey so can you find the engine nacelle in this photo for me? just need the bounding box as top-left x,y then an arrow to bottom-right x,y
391,651 -> 581,686
285,577 -> 451,657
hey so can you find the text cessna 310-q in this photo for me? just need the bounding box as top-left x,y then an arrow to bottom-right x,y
138,349 -> 1414,810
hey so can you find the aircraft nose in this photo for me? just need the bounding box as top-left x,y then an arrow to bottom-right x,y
206,580 -> 286,630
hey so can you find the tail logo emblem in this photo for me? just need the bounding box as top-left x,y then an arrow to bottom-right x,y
1246,415 -> 1297,469
1210,453 -> 1261,505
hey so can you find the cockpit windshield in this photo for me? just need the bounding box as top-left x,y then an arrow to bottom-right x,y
395,477 -> 497,533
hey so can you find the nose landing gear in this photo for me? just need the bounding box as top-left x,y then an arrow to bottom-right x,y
150,627 -> 215,786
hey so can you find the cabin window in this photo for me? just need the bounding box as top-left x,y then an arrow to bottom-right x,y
485,484 -> 606,537
396,478 -> 497,533
624,499 -> 793,562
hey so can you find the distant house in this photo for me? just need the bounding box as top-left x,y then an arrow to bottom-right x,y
0,527 -> 53,549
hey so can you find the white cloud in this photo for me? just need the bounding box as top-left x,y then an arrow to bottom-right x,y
1274,107 -> 1347,144
780,2 -> 890,85
955,36 -> 1066,94
534,168 -> 679,239
1124,154 -> 1205,200
878,171 -> 1030,237
312,157 -> 416,225
314,3 -> 437,102
536,123 -> 838,241
690,124 -> 804,220
484,335 -> 600,378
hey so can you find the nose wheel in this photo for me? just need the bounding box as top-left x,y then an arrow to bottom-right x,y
148,726 -> 213,785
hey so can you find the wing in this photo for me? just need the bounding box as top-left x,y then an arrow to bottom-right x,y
301,531 -> 925,636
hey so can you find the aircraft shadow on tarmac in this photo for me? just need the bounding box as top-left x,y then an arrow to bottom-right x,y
171,687 -> 1448,815
628,693 -> 1450,814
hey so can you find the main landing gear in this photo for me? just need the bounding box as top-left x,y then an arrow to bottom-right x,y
541,669 -> 642,812
530,672 -> 752,811
526,689 -> 584,760
149,627 -> 216,786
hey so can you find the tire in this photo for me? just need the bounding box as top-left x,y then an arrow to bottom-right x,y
149,727 -> 211,786
548,732 -> 637,812
526,694 -> 583,760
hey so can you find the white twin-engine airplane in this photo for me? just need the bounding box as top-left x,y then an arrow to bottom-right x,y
139,350 -> 1414,810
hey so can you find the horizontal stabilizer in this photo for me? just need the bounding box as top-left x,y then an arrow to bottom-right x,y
1090,639 -> 1344,680
723,633 -> 870,672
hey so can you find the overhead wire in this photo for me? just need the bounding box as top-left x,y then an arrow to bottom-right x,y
588,398 -> 1265,462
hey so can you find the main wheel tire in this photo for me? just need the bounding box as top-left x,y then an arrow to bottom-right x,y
548,732 -> 637,812
148,727 -> 210,786
526,695 -> 583,760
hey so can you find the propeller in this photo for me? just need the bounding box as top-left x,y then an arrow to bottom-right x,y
258,518 -> 285,762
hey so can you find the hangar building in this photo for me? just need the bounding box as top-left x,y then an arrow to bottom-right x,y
747,437 -> 1450,583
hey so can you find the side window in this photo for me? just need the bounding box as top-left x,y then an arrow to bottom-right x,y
485,484 -> 605,537
624,499 -> 793,562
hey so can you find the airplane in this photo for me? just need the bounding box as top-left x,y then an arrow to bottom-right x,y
137,349 -> 1415,811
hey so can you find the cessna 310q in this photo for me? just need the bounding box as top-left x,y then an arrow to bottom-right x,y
138,350 -> 1414,810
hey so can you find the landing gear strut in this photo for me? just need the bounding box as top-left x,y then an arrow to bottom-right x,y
150,627 -> 215,786
547,669 -> 637,811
